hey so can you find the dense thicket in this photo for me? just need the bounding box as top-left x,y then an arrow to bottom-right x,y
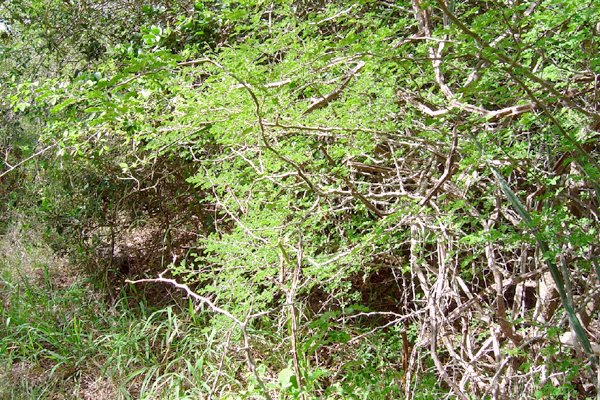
1,0 -> 599,398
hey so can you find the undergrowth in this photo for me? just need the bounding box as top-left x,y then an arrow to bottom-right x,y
0,220 -> 446,399
0,221 -> 228,399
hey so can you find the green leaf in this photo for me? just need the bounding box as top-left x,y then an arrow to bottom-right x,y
50,98 -> 77,113
278,367 -> 296,389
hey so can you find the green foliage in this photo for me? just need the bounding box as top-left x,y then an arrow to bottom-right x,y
2,0 -> 599,398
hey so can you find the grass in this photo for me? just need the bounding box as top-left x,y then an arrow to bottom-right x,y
0,220 -> 241,399
0,267 -> 239,399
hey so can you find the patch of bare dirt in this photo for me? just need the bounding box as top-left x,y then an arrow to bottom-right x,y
79,376 -> 119,400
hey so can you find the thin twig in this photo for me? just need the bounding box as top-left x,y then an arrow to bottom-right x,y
0,142 -> 58,180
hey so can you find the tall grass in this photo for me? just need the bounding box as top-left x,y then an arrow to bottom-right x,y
0,221 -> 238,399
